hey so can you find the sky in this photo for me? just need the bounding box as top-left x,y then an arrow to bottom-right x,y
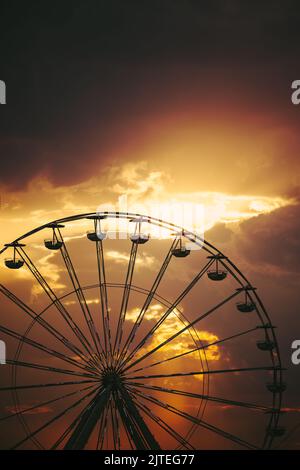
0,0 -> 300,449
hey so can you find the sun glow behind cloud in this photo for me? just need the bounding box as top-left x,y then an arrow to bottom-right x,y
0,161 -> 293,248
126,304 -> 220,380
0,162 -> 293,303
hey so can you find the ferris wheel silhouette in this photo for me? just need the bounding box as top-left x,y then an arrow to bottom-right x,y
0,211 -> 285,450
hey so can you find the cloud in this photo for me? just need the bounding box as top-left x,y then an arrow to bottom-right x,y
1,1 -> 300,208
126,304 -> 220,367
64,298 -> 100,306
110,162 -> 167,202
106,250 -> 156,269
126,304 -> 164,322
237,203 -> 300,275
282,408 -> 300,413
30,251 -> 66,299
206,223 -> 235,244
5,404 -> 52,415
0,158 -> 294,250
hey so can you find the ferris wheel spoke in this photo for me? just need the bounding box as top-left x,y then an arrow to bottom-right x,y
131,326 -> 259,373
114,389 -> 150,450
114,393 -> 141,448
0,378 -> 99,392
120,384 -> 161,449
119,258 -> 214,370
113,395 -> 121,449
16,247 -> 98,364
126,365 -> 282,381
6,359 -> 98,379
0,284 -> 97,370
122,289 -> 240,373
56,229 -> 105,360
51,383 -> 103,449
117,238 -> 178,366
96,239 -> 112,361
131,395 -> 195,450
128,382 -> 271,412
113,242 -> 138,358
64,386 -> 116,449
0,383 -> 96,422
219,259 -> 244,289
123,427 -> 135,450
0,324 -> 96,374
129,387 -> 258,450
111,394 -> 120,449
51,412 -> 84,449
110,397 -> 117,449
120,405 -> 135,450
97,397 -> 110,450
11,385 -> 99,450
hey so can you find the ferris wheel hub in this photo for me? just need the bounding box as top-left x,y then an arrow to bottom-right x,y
101,368 -> 123,390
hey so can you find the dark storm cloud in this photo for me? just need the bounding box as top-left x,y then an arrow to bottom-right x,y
1,0 -> 300,188
237,204 -> 300,274
231,204 -> 300,448
206,223 -> 234,244
206,203 -> 300,275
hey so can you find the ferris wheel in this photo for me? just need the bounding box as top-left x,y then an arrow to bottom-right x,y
0,211 -> 285,450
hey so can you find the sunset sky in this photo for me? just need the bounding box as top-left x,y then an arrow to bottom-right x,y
0,1 -> 300,449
